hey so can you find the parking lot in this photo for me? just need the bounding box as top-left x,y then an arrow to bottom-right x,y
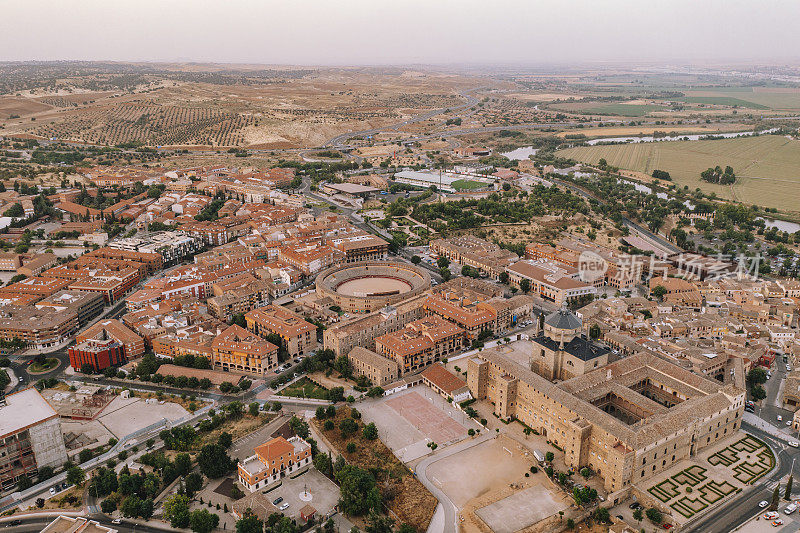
261,468 -> 340,521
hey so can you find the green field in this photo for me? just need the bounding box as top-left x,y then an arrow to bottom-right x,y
556,135 -> 800,211
583,103 -> 666,116
451,179 -> 486,190
678,89 -> 800,110
278,377 -> 329,400
678,96 -> 768,110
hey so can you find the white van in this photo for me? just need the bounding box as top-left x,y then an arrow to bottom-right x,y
533,450 -> 546,462
784,503 -> 797,515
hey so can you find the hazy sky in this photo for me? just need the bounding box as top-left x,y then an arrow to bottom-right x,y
2,0 -> 799,65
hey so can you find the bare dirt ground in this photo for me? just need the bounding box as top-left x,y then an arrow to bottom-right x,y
426,435 -> 573,533
95,395 -> 189,438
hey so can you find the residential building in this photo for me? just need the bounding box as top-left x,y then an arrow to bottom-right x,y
374,315 -> 464,374
212,325 -> 279,376
430,236 -> 518,279
347,346 -> 400,386
0,389 -> 68,490
237,436 -> 312,492
246,305 -> 317,358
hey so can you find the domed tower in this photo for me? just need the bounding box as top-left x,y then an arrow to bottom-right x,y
543,307 -> 582,348
531,306 -> 608,381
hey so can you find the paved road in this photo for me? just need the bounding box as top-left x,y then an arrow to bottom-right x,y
546,174 -> 682,255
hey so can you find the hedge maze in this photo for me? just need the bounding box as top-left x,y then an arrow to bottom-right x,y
648,466 -> 738,519
707,435 -> 775,484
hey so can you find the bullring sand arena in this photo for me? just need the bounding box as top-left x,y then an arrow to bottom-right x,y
315,261 -> 431,313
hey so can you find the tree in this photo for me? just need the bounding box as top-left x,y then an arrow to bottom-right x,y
218,431 -> 233,449
519,279 -> 531,294
632,508 -> 643,522
121,495 -> 142,518
249,402 -> 260,416
316,406 -> 327,419
787,475 -> 794,501
101,499 -> 117,513
326,405 -> 337,418
362,422 -> 378,440
545,451 -> 554,462
186,472 -> 204,497
593,507 -> 610,524
363,385 -> 384,398
80,363 -> 95,374
365,511 -> 394,533
174,453 -> 193,477
314,452 -> 332,476
747,367 -> 767,385
752,385 -> 767,401
436,257 -> 450,269
335,465 -> 381,516
165,494 -> 192,528
651,285 -> 667,300
37,466 -> 55,482
411,255 -> 421,265
498,272 -> 509,284
236,512 -> 263,533
67,466 -> 85,486
566,518 -> 575,529
645,507 -> 663,524
328,386 -> 345,403
771,484 -> 781,510
190,509 -> 220,533
197,444 -> 233,479
340,418 -> 359,439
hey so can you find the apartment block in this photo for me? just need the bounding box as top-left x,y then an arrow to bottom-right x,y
246,305 -> 317,358
0,389 -> 68,490
212,324 -> 279,376
374,315 -> 464,374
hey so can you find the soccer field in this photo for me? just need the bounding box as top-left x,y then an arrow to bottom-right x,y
556,135 -> 800,211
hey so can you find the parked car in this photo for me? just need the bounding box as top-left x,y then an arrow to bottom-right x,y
279,502 -> 290,511
273,497 -> 283,505
760,500 -> 770,508
763,511 -> 779,520
784,503 -> 797,514
629,502 -> 641,510
112,519 -> 122,524
789,441 -> 800,448
9,520 -> 21,526
49,487 -> 56,496
773,519 -> 784,526
778,415 -> 783,422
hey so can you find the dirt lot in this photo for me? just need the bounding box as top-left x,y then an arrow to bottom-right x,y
426,436 -> 535,508
95,395 -> 189,438
311,406 -> 437,532
426,435 -> 572,533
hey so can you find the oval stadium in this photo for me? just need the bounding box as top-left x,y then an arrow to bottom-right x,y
315,261 -> 431,313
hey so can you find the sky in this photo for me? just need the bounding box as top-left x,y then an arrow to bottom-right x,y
1,0 -> 799,66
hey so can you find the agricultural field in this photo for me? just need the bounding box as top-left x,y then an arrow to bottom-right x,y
0,67 -> 486,148
556,135 -> 800,212
675,87 -> 800,111
548,101 -> 667,116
